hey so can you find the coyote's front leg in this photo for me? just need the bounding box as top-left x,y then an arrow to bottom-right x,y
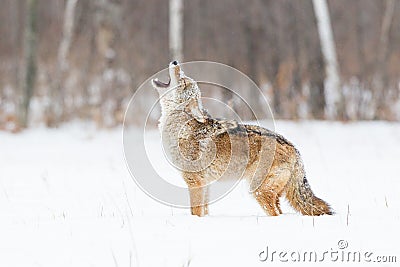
184,172 -> 209,216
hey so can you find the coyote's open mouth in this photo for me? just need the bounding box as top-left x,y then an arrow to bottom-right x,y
152,60 -> 180,89
153,76 -> 170,88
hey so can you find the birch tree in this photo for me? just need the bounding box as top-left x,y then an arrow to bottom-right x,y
169,0 -> 183,62
48,0 -> 79,126
58,0 -> 79,75
19,0 -> 38,127
312,0 -> 342,119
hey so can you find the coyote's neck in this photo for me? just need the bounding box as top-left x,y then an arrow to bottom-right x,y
158,79 -> 203,133
158,96 -> 203,133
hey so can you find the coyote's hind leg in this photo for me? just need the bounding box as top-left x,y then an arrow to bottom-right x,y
253,186 -> 281,216
253,167 -> 290,216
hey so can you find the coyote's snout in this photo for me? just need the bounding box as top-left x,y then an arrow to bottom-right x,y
152,61 -> 332,216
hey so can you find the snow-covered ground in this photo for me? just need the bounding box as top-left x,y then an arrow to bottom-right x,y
0,121 -> 399,266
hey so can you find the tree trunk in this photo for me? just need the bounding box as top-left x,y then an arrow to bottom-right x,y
376,0 -> 395,82
58,0 -> 79,74
312,0 -> 342,119
11,0 -> 22,97
47,0 -> 79,126
288,1 -> 302,119
169,0 -> 183,62
19,0 -> 38,128
374,0 -> 395,119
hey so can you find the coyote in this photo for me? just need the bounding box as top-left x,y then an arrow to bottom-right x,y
152,61 -> 332,216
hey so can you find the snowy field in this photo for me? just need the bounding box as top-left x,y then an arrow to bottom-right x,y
0,121 -> 399,266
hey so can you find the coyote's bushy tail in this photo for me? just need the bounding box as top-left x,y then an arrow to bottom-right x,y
285,156 -> 333,216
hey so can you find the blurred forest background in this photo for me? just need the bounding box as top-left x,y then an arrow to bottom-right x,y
0,0 -> 399,130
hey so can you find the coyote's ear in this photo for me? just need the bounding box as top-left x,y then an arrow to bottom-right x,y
185,99 -> 206,123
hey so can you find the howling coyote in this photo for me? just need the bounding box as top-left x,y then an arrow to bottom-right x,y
152,61 -> 332,216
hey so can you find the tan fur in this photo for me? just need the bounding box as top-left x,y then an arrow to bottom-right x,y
152,61 -> 332,216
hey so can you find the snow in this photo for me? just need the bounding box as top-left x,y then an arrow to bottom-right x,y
0,121 -> 399,266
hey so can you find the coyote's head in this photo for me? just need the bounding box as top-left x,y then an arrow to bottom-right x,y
152,61 -> 205,123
